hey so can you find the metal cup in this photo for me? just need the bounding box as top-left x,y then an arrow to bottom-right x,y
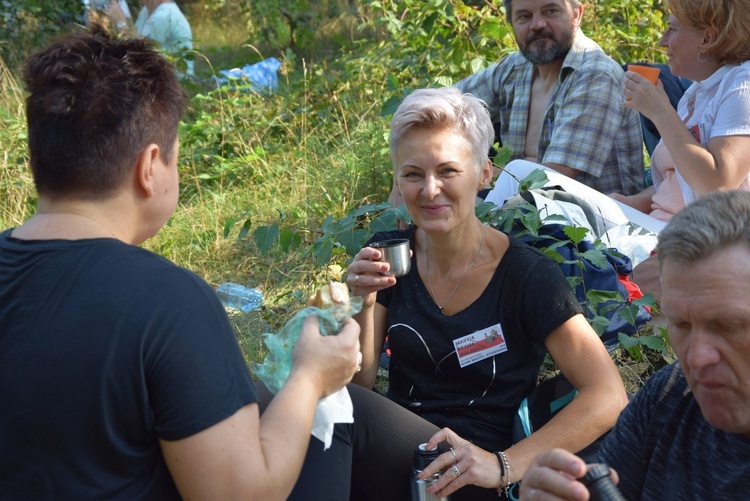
370,238 -> 411,277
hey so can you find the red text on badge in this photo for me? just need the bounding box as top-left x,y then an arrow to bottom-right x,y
453,323 -> 508,368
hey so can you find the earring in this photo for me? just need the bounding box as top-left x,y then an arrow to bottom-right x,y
697,50 -> 708,63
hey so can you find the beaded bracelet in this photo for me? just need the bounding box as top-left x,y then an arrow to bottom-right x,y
493,450 -> 511,498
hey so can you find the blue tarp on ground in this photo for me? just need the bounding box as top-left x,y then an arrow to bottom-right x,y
215,57 -> 281,93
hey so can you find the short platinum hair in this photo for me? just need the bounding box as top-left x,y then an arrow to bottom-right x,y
388,87 -> 494,174
657,190 -> 750,269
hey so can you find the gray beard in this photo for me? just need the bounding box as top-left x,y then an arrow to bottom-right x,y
520,31 -> 573,66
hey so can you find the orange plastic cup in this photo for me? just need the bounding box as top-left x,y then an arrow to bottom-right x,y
628,64 -> 661,84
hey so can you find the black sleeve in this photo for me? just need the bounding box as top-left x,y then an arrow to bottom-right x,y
511,242 -> 583,344
141,268 -> 258,440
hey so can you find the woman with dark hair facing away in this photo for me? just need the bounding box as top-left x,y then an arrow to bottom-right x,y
337,87 -> 628,500
0,27 -> 360,499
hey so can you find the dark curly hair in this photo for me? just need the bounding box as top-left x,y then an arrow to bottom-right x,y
23,25 -> 188,200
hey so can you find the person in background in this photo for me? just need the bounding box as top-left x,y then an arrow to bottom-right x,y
0,26 -> 360,499
389,0 -> 643,212
609,0 -> 750,301
338,87 -> 627,500
613,0 -> 750,221
449,0 -> 643,196
83,0 -> 132,28
520,189 -> 750,500
109,0 -> 194,75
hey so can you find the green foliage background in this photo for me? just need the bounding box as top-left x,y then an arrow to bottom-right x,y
0,0 -> 672,387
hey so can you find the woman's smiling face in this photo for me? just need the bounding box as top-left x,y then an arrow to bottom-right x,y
660,14 -> 714,81
395,126 -> 491,235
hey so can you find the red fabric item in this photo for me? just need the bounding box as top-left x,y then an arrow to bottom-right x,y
618,274 -> 651,313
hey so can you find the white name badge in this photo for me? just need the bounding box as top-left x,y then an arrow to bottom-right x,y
453,323 -> 507,368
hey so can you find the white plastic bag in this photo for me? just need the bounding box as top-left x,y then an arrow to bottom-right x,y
602,223 -> 659,267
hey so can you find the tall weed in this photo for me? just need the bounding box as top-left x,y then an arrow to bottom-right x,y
0,56 -> 34,228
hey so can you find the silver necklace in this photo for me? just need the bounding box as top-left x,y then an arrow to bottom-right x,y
424,224 -> 486,313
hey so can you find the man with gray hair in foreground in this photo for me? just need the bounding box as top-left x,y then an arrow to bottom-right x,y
519,190 -> 750,500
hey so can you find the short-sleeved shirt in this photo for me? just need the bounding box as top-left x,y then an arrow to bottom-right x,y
599,363 -> 750,499
135,3 -> 193,74
456,31 -> 644,196
651,60 -> 750,219
0,231 -> 256,498
372,228 -> 582,451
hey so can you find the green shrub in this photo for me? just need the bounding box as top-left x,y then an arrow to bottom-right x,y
0,0 -> 675,378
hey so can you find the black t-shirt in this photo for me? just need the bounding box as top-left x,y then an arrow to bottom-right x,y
599,363 -> 750,499
373,227 -> 581,451
0,231 -> 256,499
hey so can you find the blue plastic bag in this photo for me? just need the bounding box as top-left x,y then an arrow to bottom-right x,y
216,57 -> 281,93
254,296 -> 363,394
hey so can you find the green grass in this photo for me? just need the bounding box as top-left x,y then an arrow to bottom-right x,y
0,0 -> 672,385
139,5 -> 397,373
0,57 -> 35,229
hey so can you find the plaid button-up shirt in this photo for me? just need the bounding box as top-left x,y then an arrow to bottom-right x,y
457,31 -> 644,195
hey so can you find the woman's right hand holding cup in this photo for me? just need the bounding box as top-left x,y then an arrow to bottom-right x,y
347,246 -> 397,307
624,65 -> 672,122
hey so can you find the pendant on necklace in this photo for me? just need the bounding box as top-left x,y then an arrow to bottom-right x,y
425,224 -> 486,313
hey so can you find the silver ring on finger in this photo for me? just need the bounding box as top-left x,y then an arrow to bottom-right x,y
449,447 -> 457,462
354,274 -> 360,287
528,488 -> 536,499
451,464 -> 461,478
